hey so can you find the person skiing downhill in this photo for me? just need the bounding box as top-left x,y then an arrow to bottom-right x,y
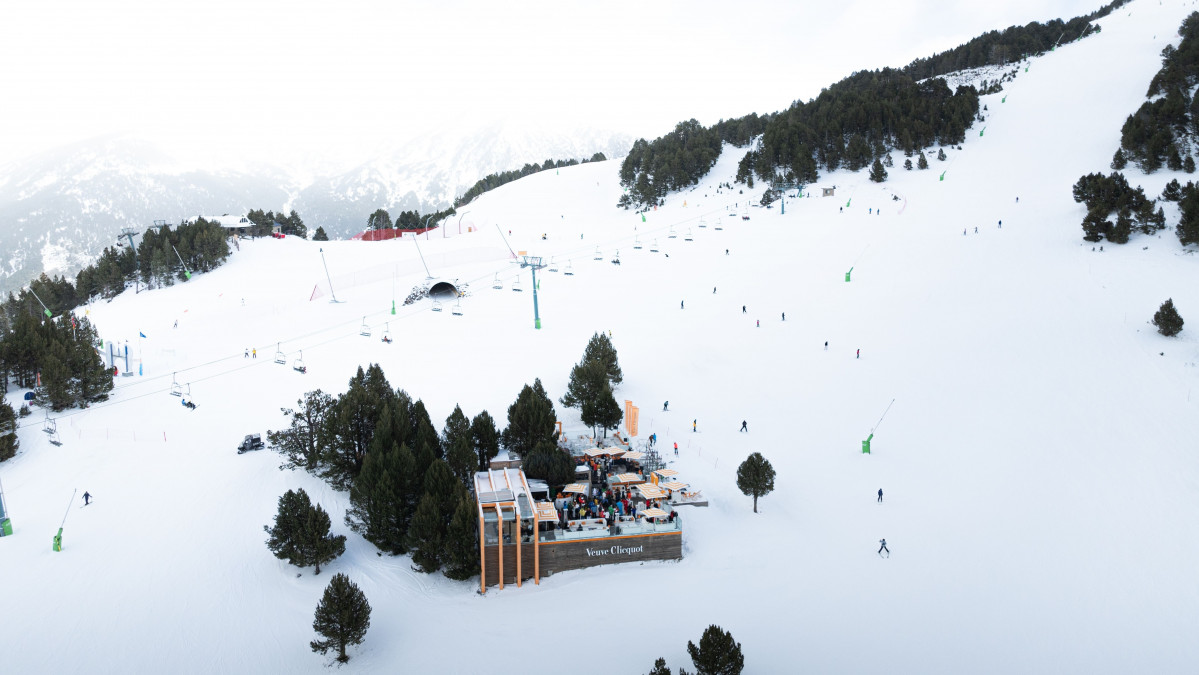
856,349 -> 860,359
740,420 -> 748,432
742,305 -> 746,314
692,419 -> 697,433
663,401 -> 669,411
878,539 -> 890,557
83,491 -> 91,506
877,489 -> 884,503
681,301 -> 684,310
756,320 -> 760,327
673,442 -> 678,456
824,341 -> 828,350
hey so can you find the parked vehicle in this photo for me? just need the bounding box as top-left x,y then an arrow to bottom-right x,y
237,434 -> 265,454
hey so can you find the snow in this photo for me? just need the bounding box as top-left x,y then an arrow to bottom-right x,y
3,2 -> 1199,672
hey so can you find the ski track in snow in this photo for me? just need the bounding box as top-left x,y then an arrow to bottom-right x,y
2,2 -> 1199,673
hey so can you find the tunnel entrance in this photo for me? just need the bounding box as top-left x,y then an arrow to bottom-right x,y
429,281 -> 460,300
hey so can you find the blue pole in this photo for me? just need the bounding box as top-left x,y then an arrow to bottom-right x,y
531,266 -> 542,329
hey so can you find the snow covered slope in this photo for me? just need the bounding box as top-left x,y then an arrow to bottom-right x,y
1,1 -> 1197,673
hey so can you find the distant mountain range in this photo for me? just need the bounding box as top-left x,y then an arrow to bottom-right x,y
0,124 -> 632,295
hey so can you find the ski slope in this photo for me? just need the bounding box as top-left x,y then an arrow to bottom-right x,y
2,2 -> 1198,672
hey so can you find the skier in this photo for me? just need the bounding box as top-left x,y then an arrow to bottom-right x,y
173,320 -> 178,328
742,305 -> 746,314
725,249 -> 729,255
692,419 -> 697,433
869,208 -> 872,214
824,341 -> 828,350
878,539 -> 890,557
244,348 -> 249,358
974,226 -> 978,234
663,401 -> 669,411
756,319 -> 760,327
252,348 -> 257,359
877,488 -> 883,503
713,287 -> 716,294
83,491 -> 91,506
856,348 -> 860,359
681,300 -> 684,310
998,220 -> 1002,229
840,206 -> 843,213
782,312 -> 785,321
1016,196 -> 1019,203
673,442 -> 679,456
962,228 -> 966,236
740,420 -> 748,432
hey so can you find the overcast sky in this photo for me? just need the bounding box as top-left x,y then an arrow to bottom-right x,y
1,0 -> 1102,167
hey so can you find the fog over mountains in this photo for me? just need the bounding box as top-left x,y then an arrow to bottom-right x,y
0,123 -> 632,295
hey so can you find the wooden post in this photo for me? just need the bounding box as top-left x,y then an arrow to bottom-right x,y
516,508 -> 522,588
496,506 -> 504,590
534,512 -> 541,585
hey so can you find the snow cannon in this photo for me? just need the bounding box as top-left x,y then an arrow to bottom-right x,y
861,433 -> 873,454
52,527 -> 63,552
939,171 -> 946,182
845,267 -> 853,282
0,518 -> 11,537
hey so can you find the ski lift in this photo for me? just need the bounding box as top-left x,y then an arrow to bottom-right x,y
381,322 -> 392,344
564,259 -> 575,276
634,237 -> 643,250
359,316 -> 371,337
273,342 -> 286,365
714,218 -> 723,231
698,218 -> 708,229
43,415 -> 56,435
48,428 -> 62,447
512,276 -> 523,292
547,256 -> 558,272
684,228 -> 694,241
452,298 -> 464,316
292,351 -> 307,374
650,239 -> 660,252
432,299 -> 444,312
492,274 -> 503,290
593,246 -> 602,260
170,372 -> 182,397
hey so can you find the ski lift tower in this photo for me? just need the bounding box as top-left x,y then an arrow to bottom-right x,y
772,180 -> 802,215
0,476 -> 11,536
520,255 -> 547,330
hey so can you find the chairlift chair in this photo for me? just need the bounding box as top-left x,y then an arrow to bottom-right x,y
48,428 -> 62,447
512,276 -> 523,292
492,274 -> 503,290
547,256 -> 558,272
633,238 -> 643,249
381,322 -> 392,344
668,225 -> 677,239
684,228 -> 694,241
170,372 -> 182,397
714,218 -> 724,231
593,246 -> 602,260
432,299 -> 444,312
273,343 -> 286,365
650,239 -> 660,252
292,351 -> 307,374
564,259 -> 575,276
698,218 -> 707,228
43,415 -> 56,435
611,250 -> 621,264
359,316 -> 371,337
451,298 -> 464,316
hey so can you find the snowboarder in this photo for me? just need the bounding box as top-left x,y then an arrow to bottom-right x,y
692,419 -> 697,433
878,539 -> 890,557
83,491 -> 91,506
740,420 -> 748,432
856,349 -> 860,359
663,401 -> 669,411
877,489 -> 883,503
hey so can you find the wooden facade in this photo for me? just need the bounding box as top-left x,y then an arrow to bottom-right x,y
482,531 -> 682,587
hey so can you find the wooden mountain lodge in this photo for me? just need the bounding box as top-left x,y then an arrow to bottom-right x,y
474,468 -> 683,593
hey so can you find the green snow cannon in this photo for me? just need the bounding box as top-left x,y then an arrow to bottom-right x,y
52,527 -> 63,552
845,267 -> 853,282
1,518 -> 11,537
862,433 -> 873,454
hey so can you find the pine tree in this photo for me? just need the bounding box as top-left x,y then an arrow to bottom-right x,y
265,488 -> 313,567
444,405 -> 476,485
471,410 -> 500,471
310,573 -> 371,663
442,494 -> 480,581
647,657 -> 673,675
937,148 -> 947,161
917,152 -> 929,170
502,379 -> 558,458
268,389 -> 335,473
869,158 -> 888,183
883,152 -> 894,168
304,502 -> 346,575
904,158 -> 913,171
521,440 -> 576,493
345,443 -> 405,553
407,493 -> 444,573
1153,298 -> 1185,336
580,332 -> 623,385
312,227 -> 329,241
367,208 -> 392,231
1163,179 -> 1182,201
686,625 -> 744,675
1186,155 -> 1196,173
1111,148 -> 1127,170
581,378 -> 623,439
1168,147 -> 1184,171
0,397 -> 18,462
735,452 -> 776,513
